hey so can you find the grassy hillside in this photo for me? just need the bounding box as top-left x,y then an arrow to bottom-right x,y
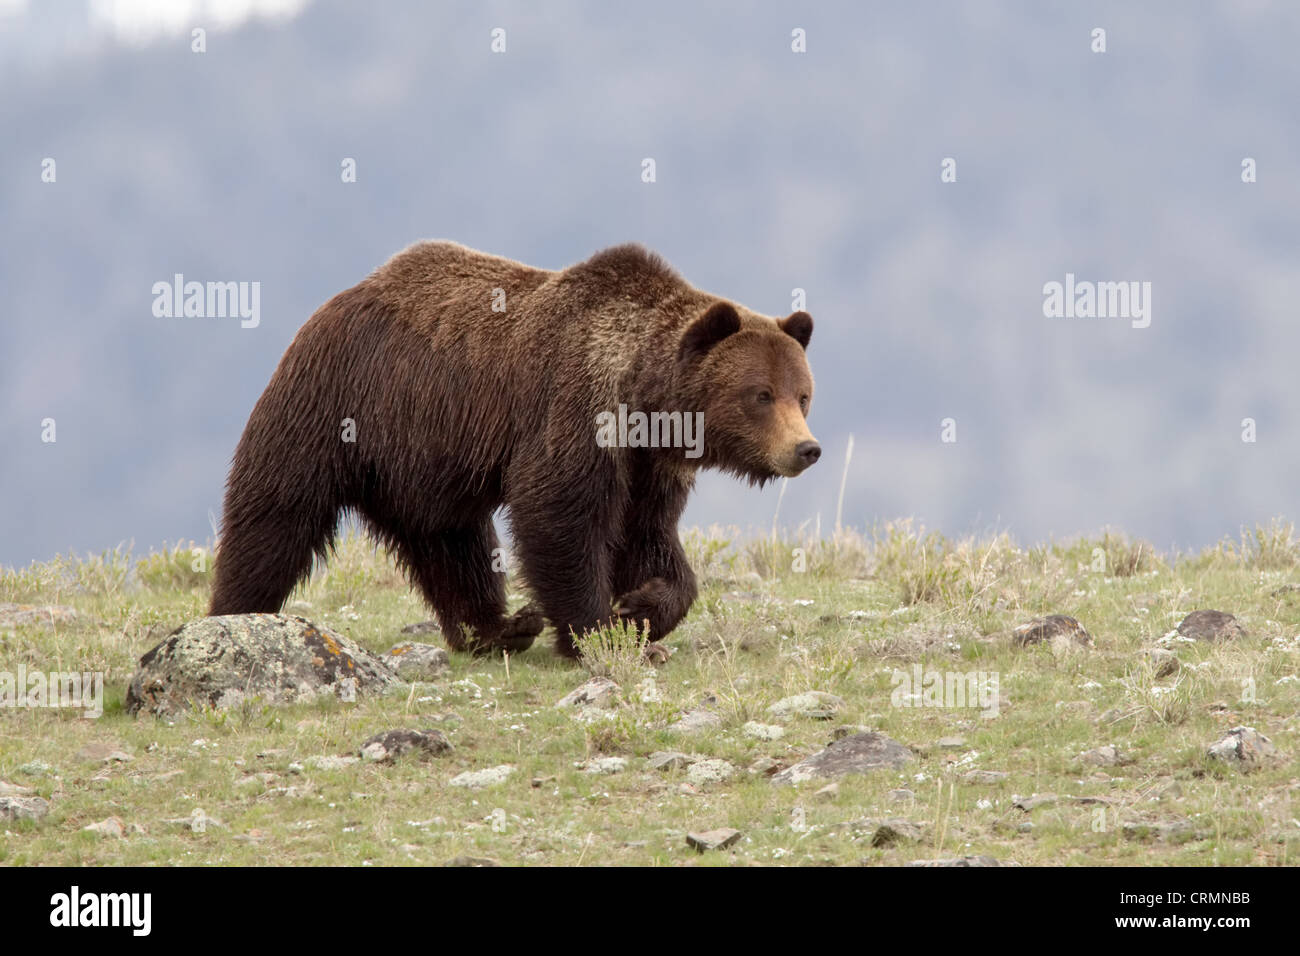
1,521 -> 1298,866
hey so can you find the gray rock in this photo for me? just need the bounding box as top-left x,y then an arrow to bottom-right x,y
1207,726 -> 1278,770
0,603 -> 77,629
556,677 -> 620,710
934,736 -> 967,750
905,855 -> 1006,867
1013,793 -> 1058,811
1177,610 -> 1246,642
581,756 -> 628,774
449,765 -> 514,788
359,729 -> 452,763
686,759 -> 735,786
742,721 -> 785,741
868,818 -> 925,846
400,620 -> 441,635
0,796 -> 49,822
647,751 -> 694,772
668,697 -> 722,732
888,788 -> 916,804
304,755 -> 361,771
0,781 -> 34,796
773,732 -> 913,785
1011,615 -> 1093,648
768,691 -> 844,720
1079,745 -> 1123,767
82,817 -> 125,838
384,642 -> 450,680
748,757 -> 781,776
1122,819 -> 1201,843
962,770 -> 1008,785
444,855 -> 498,867
686,828 -> 742,852
125,614 -> 398,716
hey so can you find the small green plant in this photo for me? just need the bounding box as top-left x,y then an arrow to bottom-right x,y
572,619 -> 651,687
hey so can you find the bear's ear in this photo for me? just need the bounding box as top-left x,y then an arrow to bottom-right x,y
679,302 -> 742,362
779,311 -> 813,350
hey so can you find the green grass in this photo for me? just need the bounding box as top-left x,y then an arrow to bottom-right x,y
1,519 -> 1298,866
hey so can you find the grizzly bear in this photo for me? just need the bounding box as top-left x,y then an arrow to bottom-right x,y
208,241 -> 819,657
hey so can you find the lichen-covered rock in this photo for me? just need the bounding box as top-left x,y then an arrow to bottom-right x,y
0,603 -> 77,629
383,642 -> 450,680
1207,726 -> 1278,770
773,732 -> 913,785
0,795 -> 50,822
359,728 -> 452,763
125,614 -> 398,716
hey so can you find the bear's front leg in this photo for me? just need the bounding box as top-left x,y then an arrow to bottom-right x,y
611,469 -> 699,645
508,468 -> 623,659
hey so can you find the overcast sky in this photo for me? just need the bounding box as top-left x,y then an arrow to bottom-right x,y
2,0 -> 1298,568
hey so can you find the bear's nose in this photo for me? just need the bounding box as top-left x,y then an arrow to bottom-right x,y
795,441 -> 821,467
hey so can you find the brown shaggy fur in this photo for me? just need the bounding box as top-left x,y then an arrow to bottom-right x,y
208,241 -> 819,657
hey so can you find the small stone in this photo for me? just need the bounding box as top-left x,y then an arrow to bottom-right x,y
556,677 -> 620,710
1177,610 -> 1246,643
0,796 -> 49,822
887,788 -> 915,804
359,729 -> 452,763
768,691 -> 844,720
934,736 -> 967,750
384,642 -> 450,680
304,755 -> 361,771
400,620 -> 441,635
1079,745 -> 1123,767
686,759 -> 735,786
1207,726 -> 1278,771
686,828 -> 741,852
648,751 -> 694,772
870,818 -> 925,846
0,603 -> 78,629
906,855 -> 1006,867
962,770 -> 1008,785
82,817 -> 125,838
773,732 -> 912,785
1122,819 -> 1200,843
667,702 -> 722,733
743,721 -> 785,741
1013,793 -> 1058,812
748,757 -> 780,776
445,855 -> 498,867
449,765 -> 514,788
0,781 -> 33,797
1146,648 -> 1180,677
1011,615 -> 1092,648
814,783 -> 840,802
581,756 -> 628,774
832,724 -> 870,740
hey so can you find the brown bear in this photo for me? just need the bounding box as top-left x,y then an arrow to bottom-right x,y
208,241 -> 819,657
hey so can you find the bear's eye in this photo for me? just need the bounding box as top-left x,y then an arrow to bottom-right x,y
799,395 -> 809,411
756,390 -> 772,405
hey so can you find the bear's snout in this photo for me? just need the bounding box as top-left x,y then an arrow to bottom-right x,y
795,440 -> 821,469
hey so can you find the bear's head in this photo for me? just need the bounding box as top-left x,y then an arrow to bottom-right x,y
679,301 -> 819,483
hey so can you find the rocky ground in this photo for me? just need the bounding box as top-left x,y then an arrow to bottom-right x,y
0,524 -> 1297,865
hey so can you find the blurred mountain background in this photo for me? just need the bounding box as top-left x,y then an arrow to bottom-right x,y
2,0 -> 1297,568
